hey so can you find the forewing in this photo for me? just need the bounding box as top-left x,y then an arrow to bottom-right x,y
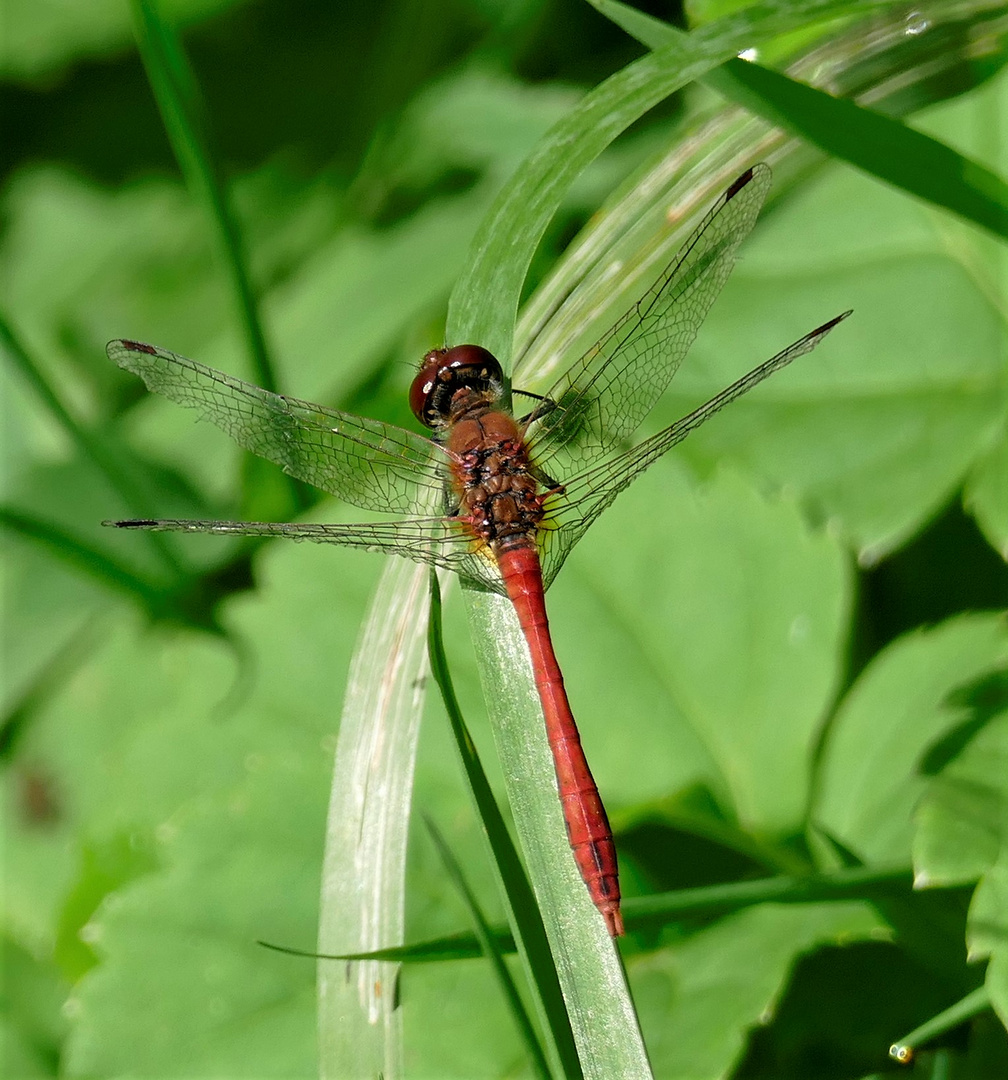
106,514 -> 505,594
526,165 -> 771,481
108,340 -> 451,516
536,311 -> 852,590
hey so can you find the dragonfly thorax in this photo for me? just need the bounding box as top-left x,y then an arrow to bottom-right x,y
410,344 -> 504,428
448,407 -> 544,547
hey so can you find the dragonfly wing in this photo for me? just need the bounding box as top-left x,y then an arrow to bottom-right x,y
536,311 -> 852,591
526,165 -> 771,481
106,515 -> 506,594
108,340 -> 451,516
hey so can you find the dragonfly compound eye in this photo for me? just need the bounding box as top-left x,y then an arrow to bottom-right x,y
410,344 -> 503,426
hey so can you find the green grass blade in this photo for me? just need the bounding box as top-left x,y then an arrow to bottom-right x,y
458,588 -> 647,1076
288,864 -> 917,964
259,932 -> 506,965
889,986 -> 991,1063
0,310 -> 185,577
442,3 -> 999,1070
447,0 -> 907,363
130,0 -> 277,395
592,0 -> 1008,239
0,505 -> 165,611
625,864 -> 915,927
0,625 -> 93,758
515,3 -> 1004,395
316,559 -> 430,1080
427,573 -> 581,1079
442,9 -> 888,1075
422,814 -> 553,1080
715,57 -> 1008,239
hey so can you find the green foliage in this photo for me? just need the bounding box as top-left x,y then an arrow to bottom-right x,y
2,0 -> 1006,1077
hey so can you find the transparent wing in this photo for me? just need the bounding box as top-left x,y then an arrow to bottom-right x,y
526,165 -> 772,480
535,312 -> 852,590
108,340 -> 452,516
106,515 -> 506,594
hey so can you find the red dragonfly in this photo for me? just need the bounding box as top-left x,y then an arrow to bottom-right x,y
106,165 -> 849,937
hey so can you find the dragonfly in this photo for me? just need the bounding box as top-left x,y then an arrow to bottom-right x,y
105,164 -> 850,937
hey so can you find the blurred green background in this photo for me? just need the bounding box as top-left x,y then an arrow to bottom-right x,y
2,1 -> 1007,1077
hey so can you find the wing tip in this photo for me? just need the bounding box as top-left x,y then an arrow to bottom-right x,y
108,339 -> 158,356
725,161 -> 770,201
815,309 -> 854,336
725,167 -> 755,200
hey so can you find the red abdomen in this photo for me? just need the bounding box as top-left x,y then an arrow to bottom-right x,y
496,541 -> 623,936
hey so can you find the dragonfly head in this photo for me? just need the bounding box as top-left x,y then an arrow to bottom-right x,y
410,344 -> 504,427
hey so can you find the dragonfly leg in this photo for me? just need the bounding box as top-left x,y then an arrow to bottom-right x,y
532,467 -> 564,495
516,391 -> 559,427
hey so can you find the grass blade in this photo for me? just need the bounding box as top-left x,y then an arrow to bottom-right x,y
592,0 -> 1008,239
427,572 -> 581,1079
713,58 -> 1008,239
0,310 -> 185,577
259,932 -> 506,965
289,864 -> 917,965
130,0 -> 277,395
0,505 -> 167,612
317,559 -> 430,1080
440,9 -> 884,1076
889,986 -> 991,1063
442,2 -> 1002,1070
447,0 -> 906,362
422,814 -> 552,1080
625,865 -> 914,927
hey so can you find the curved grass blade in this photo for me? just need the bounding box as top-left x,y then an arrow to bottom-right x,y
0,624 -> 94,759
447,0 -> 905,362
0,505 -> 166,614
259,931 -> 507,965
626,864 -> 914,927
427,572 -> 581,1080
285,863 -> 917,965
130,0 -> 277,395
317,559 -> 430,1080
593,0 -> 1008,240
889,985 -> 991,1063
422,814 -> 552,1080
0,311 -> 185,577
442,12 -> 892,1077
513,3 -> 1004,410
